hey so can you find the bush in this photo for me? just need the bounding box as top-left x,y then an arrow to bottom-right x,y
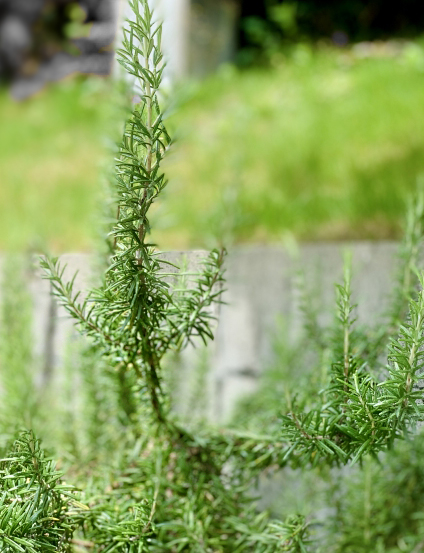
2,1 -> 424,551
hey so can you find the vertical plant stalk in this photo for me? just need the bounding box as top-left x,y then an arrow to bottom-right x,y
363,458 -> 372,546
388,191 -> 424,330
404,288 -> 424,407
138,27 -> 153,250
354,373 -> 375,438
41,286 -> 57,387
343,317 -> 350,395
337,256 -> 354,400
42,0 -> 226,433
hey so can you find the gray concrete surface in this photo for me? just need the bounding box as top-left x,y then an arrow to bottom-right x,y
0,243 -> 402,422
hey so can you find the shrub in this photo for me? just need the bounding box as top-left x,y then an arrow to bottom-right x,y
1,1 -> 424,551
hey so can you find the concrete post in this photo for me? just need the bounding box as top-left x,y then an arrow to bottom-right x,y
189,0 -> 240,77
117,0 -> 190,82
157,0 -> 190,80
117,0 -> 240,81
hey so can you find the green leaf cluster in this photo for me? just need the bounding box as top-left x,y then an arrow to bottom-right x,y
280,195 -> 424,466
326,432 -> 424,552
0,431 -> 79,552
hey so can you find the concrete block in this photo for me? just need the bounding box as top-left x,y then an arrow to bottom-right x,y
0,242 -> 411,422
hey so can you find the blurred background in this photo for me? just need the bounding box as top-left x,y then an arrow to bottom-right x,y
1,0 -> 424,252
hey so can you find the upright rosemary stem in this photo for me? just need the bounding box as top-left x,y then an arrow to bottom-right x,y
404,291 -> 424,406
342,260 -> 352,395
344,324 -> 350,390
144,37 -> 153,175
137,27 -> 153,251
129,10 -> 165,425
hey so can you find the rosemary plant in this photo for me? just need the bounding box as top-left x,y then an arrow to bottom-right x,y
2,0 -> 424,550
0,431 -> 80,553
279,195 -> 424,466
327,432 -> 424,552
41,0 -> 226,429
37,2 -> 311,549
0,258 -> 38,438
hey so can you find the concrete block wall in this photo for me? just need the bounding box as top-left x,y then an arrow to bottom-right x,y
211,242 -> 399,420
0,243 -> 401,422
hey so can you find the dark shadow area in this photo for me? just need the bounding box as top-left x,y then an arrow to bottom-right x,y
0,0 -> 118,99
237,0 -> 424,63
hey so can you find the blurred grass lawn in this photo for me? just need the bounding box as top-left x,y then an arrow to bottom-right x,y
1,44 -> 424,252
0,78 -> 109,252
162,43 -> 424,247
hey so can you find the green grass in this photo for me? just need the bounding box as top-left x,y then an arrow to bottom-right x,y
1,43 -> 424,251
0,77 -> 108,252
158,42 -> 424,247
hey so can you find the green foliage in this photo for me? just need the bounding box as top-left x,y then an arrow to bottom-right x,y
327,432 -> 424,552
40,0 -> 227,423
0,430 -> 154,553
234,514 -> 311,552
0,79 -> 108,252
165,46 -> 424,247
39,1 -> 264,551
280,272 -> 424,465
239,1 -> 424,62
73,441 -> 154,553
231,192 -> 424,549
241,3 -> 300,64
3,45 -> 424,251
0,258 -> 38,436
3,1 -> 424,551
35,3 -> 313,549
231,193 -> 424,468
0,431 -> 80,552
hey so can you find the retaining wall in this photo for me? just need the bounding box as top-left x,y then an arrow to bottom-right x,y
0,242 -> 401,421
